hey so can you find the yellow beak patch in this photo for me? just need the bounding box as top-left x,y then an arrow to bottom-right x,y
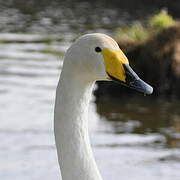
101,48 -> 129,82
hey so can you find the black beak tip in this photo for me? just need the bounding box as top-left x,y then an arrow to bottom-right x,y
130,78 -> 153,95
142,83 -> 153,95
147,85 -> 153,94
122,64 -> 153,95
107,64 -> 153,95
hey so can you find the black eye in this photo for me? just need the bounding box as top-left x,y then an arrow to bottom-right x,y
95,47 -> 102,53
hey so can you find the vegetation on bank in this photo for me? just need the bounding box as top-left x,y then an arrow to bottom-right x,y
96,10 -> 180,99
115,10 -> 176,45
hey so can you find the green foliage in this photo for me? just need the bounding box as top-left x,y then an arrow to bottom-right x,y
116,23 -> 149,43
115,10 -> 176,43
148,10 -> 175,31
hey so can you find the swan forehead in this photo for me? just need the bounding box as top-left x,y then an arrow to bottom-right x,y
75,33 -> 119,50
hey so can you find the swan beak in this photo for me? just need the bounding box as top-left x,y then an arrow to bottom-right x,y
101,48 -> 153,95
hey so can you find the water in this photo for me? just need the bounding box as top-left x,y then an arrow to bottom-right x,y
1,0 -> 179,35
0,32 -> 180,180
0,1 -> 180,179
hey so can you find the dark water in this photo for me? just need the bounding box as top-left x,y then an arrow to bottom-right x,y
0,1 -> 180,180
96,97 -> 180,148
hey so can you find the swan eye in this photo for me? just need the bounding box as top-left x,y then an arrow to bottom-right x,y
95,47 -> 102,53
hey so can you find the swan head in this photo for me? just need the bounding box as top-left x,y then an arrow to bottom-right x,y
64,33 -> 153,94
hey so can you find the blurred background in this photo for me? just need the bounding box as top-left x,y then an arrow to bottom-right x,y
0,0 -> 180,180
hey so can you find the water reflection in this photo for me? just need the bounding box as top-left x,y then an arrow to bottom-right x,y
96,96 -> 180,148
0,32 -> 180,179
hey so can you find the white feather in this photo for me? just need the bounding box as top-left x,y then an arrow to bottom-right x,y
54,33 -> 120,180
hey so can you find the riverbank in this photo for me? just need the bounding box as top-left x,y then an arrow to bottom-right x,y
95,11 -> 180,99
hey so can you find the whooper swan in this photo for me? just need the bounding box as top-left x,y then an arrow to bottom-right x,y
54,33 -> 153,180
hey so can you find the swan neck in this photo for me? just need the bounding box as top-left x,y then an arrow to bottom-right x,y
54,72 -> 102,180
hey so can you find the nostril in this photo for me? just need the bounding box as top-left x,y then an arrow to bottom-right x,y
123,64 -> 139,83
125,71 -> 136,84
125,72 -> 132,84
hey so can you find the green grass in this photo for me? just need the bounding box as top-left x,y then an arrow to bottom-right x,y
115,10 -> 176,44
115,23 -> 149,43
148,10 -> 175,31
